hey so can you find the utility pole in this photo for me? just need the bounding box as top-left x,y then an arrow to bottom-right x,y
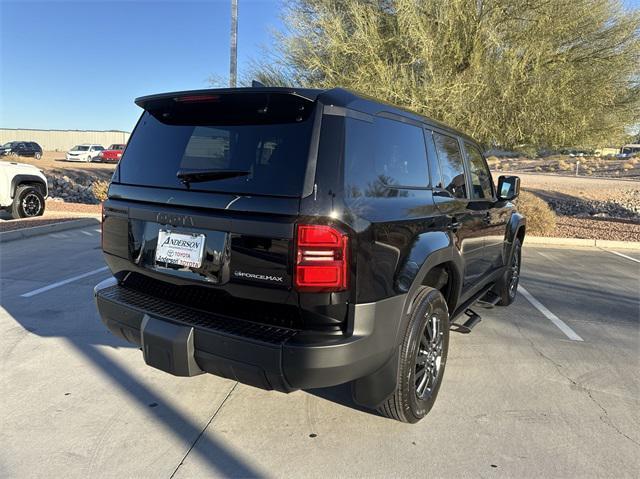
230,0 -> 238,87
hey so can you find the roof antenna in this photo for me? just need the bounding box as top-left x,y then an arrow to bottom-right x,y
252,80 -> 266,88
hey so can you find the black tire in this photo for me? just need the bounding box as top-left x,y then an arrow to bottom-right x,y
11,185 -> 45,219
495,238 -> 522,306
34,151 -> 42,160
377,286 -> 449,423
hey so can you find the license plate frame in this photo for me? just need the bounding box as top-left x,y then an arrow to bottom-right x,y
155,229 -> 206,270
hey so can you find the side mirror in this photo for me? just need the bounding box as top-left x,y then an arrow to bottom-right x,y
497,175 -> 520,201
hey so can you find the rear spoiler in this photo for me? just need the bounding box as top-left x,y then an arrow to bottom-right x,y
134,87 -> 322,110
136,89 -> 319,127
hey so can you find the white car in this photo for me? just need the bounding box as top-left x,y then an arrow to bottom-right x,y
0,161 -> 48,218
66,144 -> 104,162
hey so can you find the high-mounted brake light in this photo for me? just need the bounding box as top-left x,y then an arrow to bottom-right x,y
295,225 -> 348,292
174,95 -> 221,103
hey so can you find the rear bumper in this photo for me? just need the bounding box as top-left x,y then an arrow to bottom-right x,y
94,277 -> 403,392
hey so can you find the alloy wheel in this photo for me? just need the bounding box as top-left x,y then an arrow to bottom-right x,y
509,249 -> 520,294
22,193 -> 42,216
415,314 -> 444,400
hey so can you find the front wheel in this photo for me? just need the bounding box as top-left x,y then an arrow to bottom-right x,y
34,151 -> 42,160
11,185 -> 45,218
495,238 -> 522,306
377,287 -> 449,423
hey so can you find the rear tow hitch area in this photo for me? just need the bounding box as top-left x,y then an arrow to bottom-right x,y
450,309 -> 482,334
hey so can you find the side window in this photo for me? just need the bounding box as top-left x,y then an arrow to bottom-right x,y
464,142 -> 493,200
344,116 -> 429,197
432,132 -> 466,199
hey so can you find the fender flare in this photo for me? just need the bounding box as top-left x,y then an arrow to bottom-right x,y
11,174 -> 47,199
352,231 -> 463,409
503,211 -> 526,261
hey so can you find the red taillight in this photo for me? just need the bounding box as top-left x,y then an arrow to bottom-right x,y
295,225 -> 348,292
100,202 -> 105,250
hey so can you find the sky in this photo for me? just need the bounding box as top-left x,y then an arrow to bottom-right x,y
1,0 -> 639,132
1,0 -> 285,131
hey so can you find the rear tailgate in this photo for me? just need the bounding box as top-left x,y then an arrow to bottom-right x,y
102,90 -> 320,328
103,190 -> 297,290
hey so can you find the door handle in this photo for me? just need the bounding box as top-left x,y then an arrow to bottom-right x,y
448,218 -> 461,232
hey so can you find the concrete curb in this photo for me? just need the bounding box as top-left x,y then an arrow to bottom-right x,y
526,236 -> 640,250
0,217 -> 101,243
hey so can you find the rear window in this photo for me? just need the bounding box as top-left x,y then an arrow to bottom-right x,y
344,116 -> 429,197
118,94 -> 315,197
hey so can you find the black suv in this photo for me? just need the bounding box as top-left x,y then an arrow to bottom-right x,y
95,88 -> 524,423
0,141 -> 43,159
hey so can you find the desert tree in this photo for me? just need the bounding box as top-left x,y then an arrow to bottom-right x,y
251,0 -> 640,149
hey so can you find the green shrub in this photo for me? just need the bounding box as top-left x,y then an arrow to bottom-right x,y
516,191 -> 556,236
92,181 -> 109,202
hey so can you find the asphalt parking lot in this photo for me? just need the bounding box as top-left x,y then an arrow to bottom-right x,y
1,227 -> 638,478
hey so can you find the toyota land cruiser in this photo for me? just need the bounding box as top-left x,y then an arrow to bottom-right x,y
94,87 -> 525,423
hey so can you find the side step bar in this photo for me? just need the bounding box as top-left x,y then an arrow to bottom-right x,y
450,309 -> 482,334
476,290 -> 501,308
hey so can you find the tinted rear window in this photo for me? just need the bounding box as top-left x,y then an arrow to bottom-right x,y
344,116 -> 429,197
118,95 -> 315,197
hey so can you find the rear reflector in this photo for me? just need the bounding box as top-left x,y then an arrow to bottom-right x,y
295,225 -> 348,292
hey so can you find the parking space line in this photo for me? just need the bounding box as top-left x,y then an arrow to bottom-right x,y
81,230 -> 94,236
519,286 -> 584,341
536,251 -> 557,261
20,266 -> 109,298
604,250 -> 640,264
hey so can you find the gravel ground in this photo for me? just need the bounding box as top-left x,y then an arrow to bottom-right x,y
544,217 -> 640,242
500,172 -> 640,241
46,200 -> 101,215
1,151 -> 116,178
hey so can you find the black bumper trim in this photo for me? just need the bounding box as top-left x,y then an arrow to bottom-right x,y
95,279 -> 404,392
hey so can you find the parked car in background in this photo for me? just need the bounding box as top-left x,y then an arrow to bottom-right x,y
96,144 -> 126,163
0,141 -> 43,159
617,144 -> 640,158
66,144 -> 104,162
0,161 -> 47,218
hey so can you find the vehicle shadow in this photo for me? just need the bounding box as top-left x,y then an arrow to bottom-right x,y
305,383 -> 377,415
2,284 -> 264,477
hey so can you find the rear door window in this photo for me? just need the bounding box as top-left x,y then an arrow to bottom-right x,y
344,116 -> 429,197
118,102 -> 314,197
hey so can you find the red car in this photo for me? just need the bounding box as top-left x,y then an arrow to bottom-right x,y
97,144 -> 126,163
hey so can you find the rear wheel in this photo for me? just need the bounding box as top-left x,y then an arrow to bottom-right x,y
377,287 -> 449,423
11,185 -> 45,219
495,238 -> 522,306
34,151 -> 42,160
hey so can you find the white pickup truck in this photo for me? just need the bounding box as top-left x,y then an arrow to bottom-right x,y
0,161 -> 48,219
